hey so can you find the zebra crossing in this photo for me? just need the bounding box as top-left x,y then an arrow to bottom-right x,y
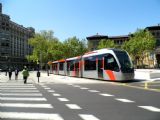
0,82 -> 63,120
0,82 -> 100,120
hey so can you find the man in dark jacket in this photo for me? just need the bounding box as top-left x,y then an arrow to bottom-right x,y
8,68 -> 12,80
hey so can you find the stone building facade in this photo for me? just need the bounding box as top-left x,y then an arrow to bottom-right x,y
87,34 -> 130,51
0,3 -> 35,70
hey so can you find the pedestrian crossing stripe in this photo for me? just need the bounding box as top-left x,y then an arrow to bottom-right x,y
79,114 -> 100,120
0,112 -> 64,120
1,90 -> 39,92
0,97 -> 47,101
0,86 -> 35,88
0,88 -> 37,89
0,93 -> 42,96
0,103 -> 53,108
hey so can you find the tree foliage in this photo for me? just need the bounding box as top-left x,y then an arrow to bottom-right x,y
27,30 -> 58,63
122,29 -> 156,67
27,31 -> 88,65
98,39 -> 117,49
63,37 -> 88,58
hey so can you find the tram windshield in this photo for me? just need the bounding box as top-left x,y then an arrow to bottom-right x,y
114,50 -> 134,73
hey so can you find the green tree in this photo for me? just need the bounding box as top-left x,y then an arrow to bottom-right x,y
98,39 -> 117,49
63,36 -> 88,58
27,30 -> 59,66
122,29 -> 156,68
28,32 -> 88,65
47,40 -> 65,60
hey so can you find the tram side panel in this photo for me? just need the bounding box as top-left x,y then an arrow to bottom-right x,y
52,48 -> 134,81
81,51 -> 128,81
67,60 -> 75,77
102,50 -> 134,81
66,58 -> 82,77
52,63 -> 59,75
82,56 -> 98,79
59,62 -> 66,75
102,53 -> 120,81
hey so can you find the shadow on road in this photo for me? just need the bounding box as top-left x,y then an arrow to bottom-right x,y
119,79 -> 145,83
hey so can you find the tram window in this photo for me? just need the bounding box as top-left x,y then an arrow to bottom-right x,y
59,62 -> 64,70
53,64 -> 57,70
104,54 -> 119,71
67,62 -> 70,71
70,61 -> 74,71
114,50 -> 133,73
84,56 -> 96,70
75,61 -> 79,69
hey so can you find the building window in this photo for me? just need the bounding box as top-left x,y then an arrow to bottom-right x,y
149,52 -> 154,60
1,43 -> 9,47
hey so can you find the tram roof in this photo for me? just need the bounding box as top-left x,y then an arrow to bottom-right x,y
83,48 -> 122,57
66,56 -> 81,61
52,59 -> 66,63
52,61 -> 58,63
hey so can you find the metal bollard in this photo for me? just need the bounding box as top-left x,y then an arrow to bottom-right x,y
47,70 -> 49,76
37,71 -> 40,83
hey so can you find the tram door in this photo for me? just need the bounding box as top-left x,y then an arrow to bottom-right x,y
67,62 -> 70,76
98,56 -> 103,79
75,62 -> 79,77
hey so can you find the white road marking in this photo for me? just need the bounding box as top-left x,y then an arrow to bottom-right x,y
88,90 -> 100,92
0,103 -> 53,108
0,112 -> 64,120
67,84 -> 73,85
0,86 -> 35,88
48,90 -> 55,92
115,98 -> 135,103
99,93 -> 114,96
138,106 -> 160,112
58,98 -> 69,101
73,85 -> 81,87
53,93 -> 61,96
44,88 -> 51,90
1,90 -> 39,92
0,97 -> 47,101
0,84 -> 34,86
79,114 -> 100,120
1,93 -> 42,96
65,104 -> 81,109
80,87 -> 89,90
0,84 -> 34,87
0,88 -> 37,89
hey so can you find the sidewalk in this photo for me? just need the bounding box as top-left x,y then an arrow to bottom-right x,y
1,69 -> 160,84
135,69 -> 160,81
0,71 -> 107,84
30,71 -> 107,84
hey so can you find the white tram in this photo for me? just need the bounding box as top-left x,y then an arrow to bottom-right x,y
52,48 -> 134,81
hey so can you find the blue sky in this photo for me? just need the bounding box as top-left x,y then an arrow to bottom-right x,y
1,0 -> 160,41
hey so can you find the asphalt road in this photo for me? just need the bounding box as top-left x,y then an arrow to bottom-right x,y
0,73 -> 160,120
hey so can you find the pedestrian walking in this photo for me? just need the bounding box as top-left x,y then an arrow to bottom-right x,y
8,68 -> 12,80
22,66 -> 29,84
15,68 -> 19,80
